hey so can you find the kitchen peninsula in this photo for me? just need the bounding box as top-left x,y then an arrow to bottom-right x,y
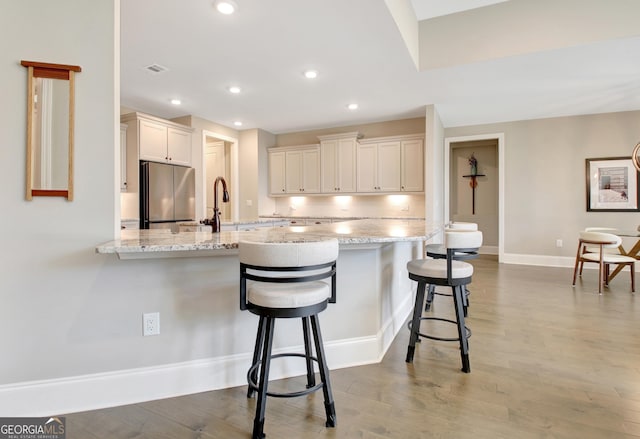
98,219 -> 436,257
95,219 -> 439,397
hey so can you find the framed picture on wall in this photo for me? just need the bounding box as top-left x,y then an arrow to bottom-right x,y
586,157 -> 640,212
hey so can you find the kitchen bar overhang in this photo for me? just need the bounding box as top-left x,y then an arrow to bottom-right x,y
94,218 -> 441,389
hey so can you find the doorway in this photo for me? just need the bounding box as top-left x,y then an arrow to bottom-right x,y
202,130 -> 238,223
444,133 -> 504,260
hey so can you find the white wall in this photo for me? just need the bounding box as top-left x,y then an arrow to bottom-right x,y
445,110 -> 640,261
425,105 -> 445,224
1,0 -> 118,384
237,129 -> 275,219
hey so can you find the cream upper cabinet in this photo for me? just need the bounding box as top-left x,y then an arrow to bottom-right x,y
138,119 -> 168,163
285,146 -> 320,194
401,138 -> 424,192
167,127 -> 192,166
356,143 -> 378,192
269,150 -> 286,195
357,140 -> 400,192
268,145 -> 320,195
319,132 -> 358,193
124,113 -> 193,166
376,141 -> 401,192
267,134 -> 422,197
357,134 -> 423,193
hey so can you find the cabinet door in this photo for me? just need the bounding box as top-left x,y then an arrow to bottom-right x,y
336,138 -> 357,192
357,143 -> 378,192
321,140 -> 338,193
167,128 -> 192,166
269,151 -> 286,195
301,149 -> 320,193
377,141 -> 401,192
139,119 -> 168,163
401,139 -> 424,192
285,150 -> 303,193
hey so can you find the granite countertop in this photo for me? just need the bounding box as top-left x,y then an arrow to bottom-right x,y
123,218 -> 289,226
97,219 -> 439,258
259,215 -> 425,221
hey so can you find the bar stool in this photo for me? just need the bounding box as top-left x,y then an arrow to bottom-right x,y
424,222 -> 479,315
406,230 -> 483,372
239,238 -> 339,439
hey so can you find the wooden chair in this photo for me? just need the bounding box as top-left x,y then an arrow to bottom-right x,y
577,227 -> 622,276
572,231 -> 635,294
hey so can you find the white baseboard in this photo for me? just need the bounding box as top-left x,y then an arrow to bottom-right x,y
502,253 -> 576,268
501,252 -> 640,272
0,296 -> 413,417
480,245 -> 498,255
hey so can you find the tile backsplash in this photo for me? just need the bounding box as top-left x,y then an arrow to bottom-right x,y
272,194 -> 425,218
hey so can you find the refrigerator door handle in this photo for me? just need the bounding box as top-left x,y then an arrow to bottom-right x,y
140,162 -> 150,229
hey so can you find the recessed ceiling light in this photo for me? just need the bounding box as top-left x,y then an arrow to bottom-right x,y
347,103 -> 359,110
228,86 -> 241,94
304,70 -> 318,79
233,121 -> 243,127
170,98 -> 181,105
214,0 -> 237,15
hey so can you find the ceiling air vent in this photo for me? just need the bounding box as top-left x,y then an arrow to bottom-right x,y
144,63 -> 168,74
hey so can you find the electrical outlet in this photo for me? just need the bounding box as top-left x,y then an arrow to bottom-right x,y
143,312 -> 160,336
556,239 -> 563,248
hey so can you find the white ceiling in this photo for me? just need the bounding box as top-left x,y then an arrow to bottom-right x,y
120,0 -> 640,134
410,0 -> 509,20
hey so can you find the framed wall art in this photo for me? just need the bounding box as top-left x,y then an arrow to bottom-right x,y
586,156 -> 640,212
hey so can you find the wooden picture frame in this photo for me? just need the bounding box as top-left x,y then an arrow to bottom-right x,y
586,156 -> 640,212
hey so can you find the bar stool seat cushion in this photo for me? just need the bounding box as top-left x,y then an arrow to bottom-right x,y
407,259 -> 474,279
248,281 -> 331,309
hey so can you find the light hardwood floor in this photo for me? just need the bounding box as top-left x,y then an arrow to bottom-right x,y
66,257 -> 640,438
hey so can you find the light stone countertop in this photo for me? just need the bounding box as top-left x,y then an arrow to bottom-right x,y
97,219 -> 440,259
259,215 -> 425,221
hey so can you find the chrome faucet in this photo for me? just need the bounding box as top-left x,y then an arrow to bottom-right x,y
202,176 -> 229,233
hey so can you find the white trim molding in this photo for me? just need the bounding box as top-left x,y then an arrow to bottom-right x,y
0,296 -> 413,417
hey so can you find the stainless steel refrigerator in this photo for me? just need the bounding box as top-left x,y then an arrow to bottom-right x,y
140,161 -> 195,229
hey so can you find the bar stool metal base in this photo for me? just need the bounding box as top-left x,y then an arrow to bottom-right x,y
425,284 -> 471,316
247,311 -> 336,439
424,243 -> 474,316
406,316 -> 471,342
406,277 -> 472,373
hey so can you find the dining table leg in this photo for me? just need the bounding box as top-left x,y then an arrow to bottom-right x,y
609,239 -> 640,281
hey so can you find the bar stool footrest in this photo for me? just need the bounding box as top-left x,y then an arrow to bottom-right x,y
407,317 -> 471,342
247,352 -> 324,398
